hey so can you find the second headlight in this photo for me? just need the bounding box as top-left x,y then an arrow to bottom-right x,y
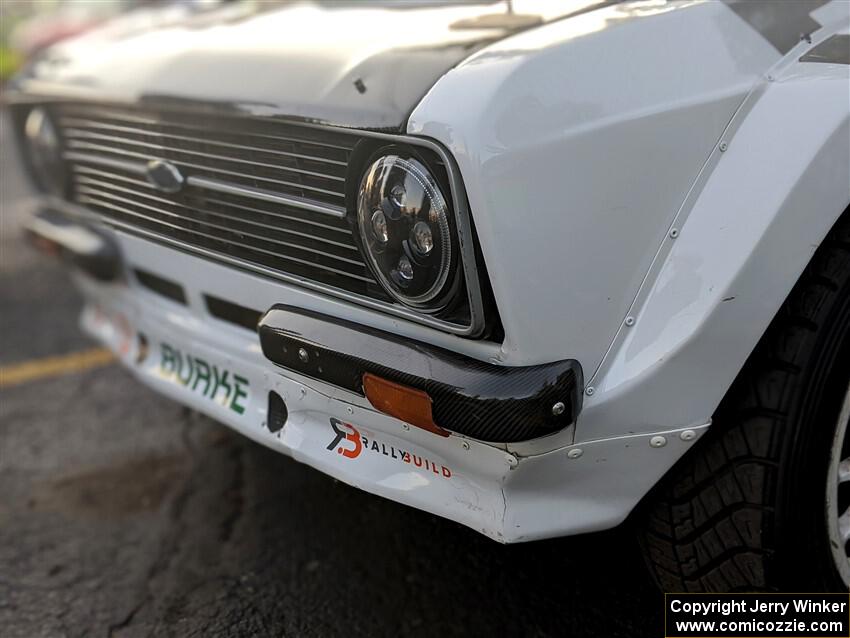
357,153 -> 458,310
24,107 -> 66,197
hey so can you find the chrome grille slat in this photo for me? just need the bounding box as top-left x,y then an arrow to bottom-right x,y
67,154 -> 344,217
196,192 -> 350,236
78,188 -> 366,272
73,177 -> 360,255
59,118 -> 349,166
70,163 -> 349,233
73,165 -> 158,188
76,194 -> 375,284
63,129 -> 347,182
65,151 -> 148,176
59,107 -> 355,153
64,140 -> 346,201
185,175 -> 345,218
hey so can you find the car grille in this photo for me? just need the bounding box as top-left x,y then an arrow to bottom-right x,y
54,102 -> 388,300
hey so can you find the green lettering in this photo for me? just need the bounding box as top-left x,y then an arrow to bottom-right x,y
192,359 -> 211,396
229,374 -> 249,415
210,367 -> 231,402
161,345 -> 249,415
160,343 -> 177,375
177,352 -> 194,386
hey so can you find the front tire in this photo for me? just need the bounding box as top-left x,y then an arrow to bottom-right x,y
639,211 -> 850,592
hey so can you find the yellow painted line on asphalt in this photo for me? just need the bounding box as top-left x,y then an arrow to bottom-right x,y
0,348 -> 115,388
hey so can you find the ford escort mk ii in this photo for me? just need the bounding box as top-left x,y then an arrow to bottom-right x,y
8,0 -> 850,591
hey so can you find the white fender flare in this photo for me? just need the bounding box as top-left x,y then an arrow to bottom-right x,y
578,35 -> 850,442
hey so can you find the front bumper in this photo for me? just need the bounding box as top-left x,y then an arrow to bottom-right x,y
258,306 -> 582,443
36,209 -> 708,542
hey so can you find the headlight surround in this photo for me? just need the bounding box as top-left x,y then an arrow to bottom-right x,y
357,152 -> 458,310
24,107 -> 66,196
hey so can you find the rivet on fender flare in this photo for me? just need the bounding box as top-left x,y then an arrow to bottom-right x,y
650,436 -> 667,448
680,430 -> 697,442
567,448 -> 583,459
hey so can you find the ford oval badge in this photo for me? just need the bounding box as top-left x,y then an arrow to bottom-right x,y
145,159 -> 184,193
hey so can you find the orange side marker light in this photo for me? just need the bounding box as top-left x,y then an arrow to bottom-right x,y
362,372 -> 450,438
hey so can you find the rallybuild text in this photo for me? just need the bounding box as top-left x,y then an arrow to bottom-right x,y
665,593 -> 850,638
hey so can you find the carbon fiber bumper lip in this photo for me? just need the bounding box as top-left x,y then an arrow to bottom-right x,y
258,305 -> 583,443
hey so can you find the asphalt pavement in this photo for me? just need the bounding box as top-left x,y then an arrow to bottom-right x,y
0,110 -> 663,638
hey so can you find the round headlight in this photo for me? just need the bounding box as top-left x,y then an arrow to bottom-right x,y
357,154 -> 456,309
24,107 -> 65,196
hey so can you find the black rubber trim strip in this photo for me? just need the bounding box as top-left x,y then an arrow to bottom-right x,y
26,207 -> 122,281
258,305 -> 582,443
204,295 -> 262,331
135,269 -> 186,305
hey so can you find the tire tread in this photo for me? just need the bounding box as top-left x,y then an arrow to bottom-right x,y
640,212 -> 850,591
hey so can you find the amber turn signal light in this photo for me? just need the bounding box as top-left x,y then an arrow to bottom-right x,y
362,373 -> 450,437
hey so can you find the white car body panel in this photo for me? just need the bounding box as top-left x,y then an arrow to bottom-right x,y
581,44 -> 850,441
13,0 -> 850,540
409,0 -> 781,373
411,0 -> 850,453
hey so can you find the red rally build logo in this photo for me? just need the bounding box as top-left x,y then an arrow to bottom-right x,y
327,417 -> 452,479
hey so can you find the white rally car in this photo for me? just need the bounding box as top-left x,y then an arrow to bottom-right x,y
8,0 -> 850,592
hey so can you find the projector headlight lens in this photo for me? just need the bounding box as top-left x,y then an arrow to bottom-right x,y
357,154 -> 456,309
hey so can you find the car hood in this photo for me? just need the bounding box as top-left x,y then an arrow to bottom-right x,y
15,0 -> 608,130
